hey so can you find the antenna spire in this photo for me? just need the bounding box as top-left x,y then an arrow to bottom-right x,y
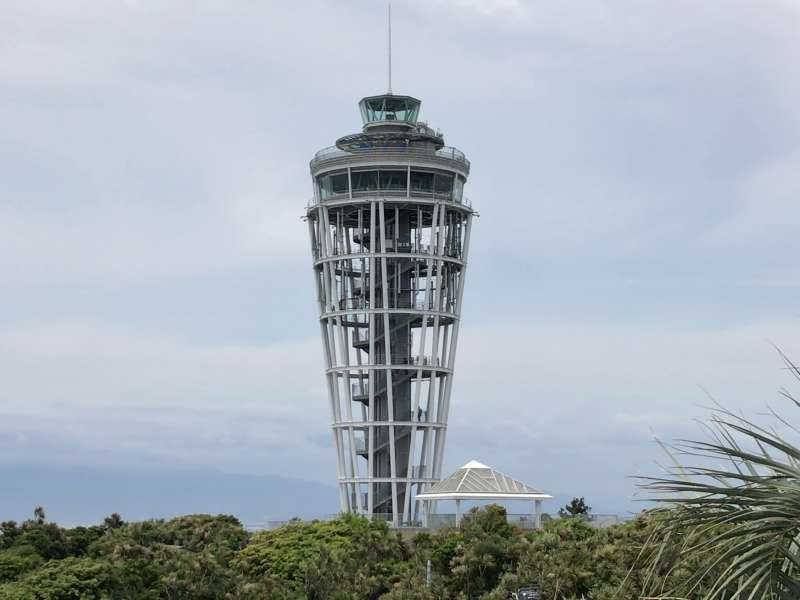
388,3 -> 392,94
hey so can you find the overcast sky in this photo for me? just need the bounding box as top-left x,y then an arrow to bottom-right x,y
2,0 -> 800,514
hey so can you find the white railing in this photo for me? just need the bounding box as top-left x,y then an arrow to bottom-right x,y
399,409 -> 429,423
319,238 -> 434,255
335,296 -> 456,312
311,145 -> 469,167
337,297 -> 368,310
313,235 -> 463,260
384,355 -> 441,366
351,379 -> 438,399
247,513 -> 633,532
308,193 -> 472,209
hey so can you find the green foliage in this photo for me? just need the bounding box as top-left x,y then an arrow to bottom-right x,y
234,514 -> 368,582
0,504 -> 688,599
90,513 -> 251,599
0,510 -> 257,598
558,496 -> 591,518
637,355 -> 800,599
233,513 -> 408,597
0,556 -> 111,599
66,526 -> 105,557
443,505 -> 519,597
393,504 -> 661,599
1,521 -> 21,549
15,524 -> 69,561
1,498 -> 785,599
0,544 -> 44,582
103,513 -> 124,530
381,577 -> 437,599
430,533 -> 461,574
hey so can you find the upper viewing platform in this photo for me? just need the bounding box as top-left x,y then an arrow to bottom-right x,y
310,93 -> 469,177
310,144 -> 469,173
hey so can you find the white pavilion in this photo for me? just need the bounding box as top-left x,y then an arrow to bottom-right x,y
416,460 -> 552,528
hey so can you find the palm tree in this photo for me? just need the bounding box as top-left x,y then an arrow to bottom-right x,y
638,352 -> 800,599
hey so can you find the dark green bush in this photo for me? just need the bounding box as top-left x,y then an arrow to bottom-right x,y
0,505 -> 694,599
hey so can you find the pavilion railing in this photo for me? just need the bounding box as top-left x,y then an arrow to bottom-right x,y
245,513 -> 629,531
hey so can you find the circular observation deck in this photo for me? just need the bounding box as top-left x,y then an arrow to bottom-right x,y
307,148 -> 473,214
310,144 -> 470,179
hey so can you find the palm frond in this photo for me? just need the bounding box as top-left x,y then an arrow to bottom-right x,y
638,355 -> 800,600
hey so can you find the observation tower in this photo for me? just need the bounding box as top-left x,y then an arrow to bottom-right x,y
306,93 -> 475,525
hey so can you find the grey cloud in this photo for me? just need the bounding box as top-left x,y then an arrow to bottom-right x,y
1,0 -> 798,513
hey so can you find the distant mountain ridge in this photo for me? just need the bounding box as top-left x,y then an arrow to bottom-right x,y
1,465 -> 634,527
1,465 -> 339,527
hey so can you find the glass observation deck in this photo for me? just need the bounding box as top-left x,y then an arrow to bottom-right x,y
359,94 -> 421,125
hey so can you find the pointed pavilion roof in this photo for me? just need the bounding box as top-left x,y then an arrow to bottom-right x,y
416,460 -> 551,501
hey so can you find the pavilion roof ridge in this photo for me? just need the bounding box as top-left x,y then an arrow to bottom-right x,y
417,459 -> 552,500
460,459 -> 491,469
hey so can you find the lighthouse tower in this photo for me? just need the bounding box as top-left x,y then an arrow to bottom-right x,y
306,93 -> 475,525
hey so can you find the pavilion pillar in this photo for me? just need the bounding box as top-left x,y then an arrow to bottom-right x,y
534,499 -> 542,529
455,499 -> 462,526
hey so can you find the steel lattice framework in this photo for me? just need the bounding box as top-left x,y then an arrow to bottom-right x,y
306,93 -> 475,525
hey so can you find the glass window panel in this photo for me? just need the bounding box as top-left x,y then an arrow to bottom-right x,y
318,175 -> 332,200
384,98 -> 405,120
379,170 -> 406,191
318,172 -> 348,199
331,173 -> 348,194
410,171 -> 434,193
453,177 -> 464,201
362,97 -> 421,123
351,170 -> 379,192
366,99 -> 384,121
434,173 -> 453,196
